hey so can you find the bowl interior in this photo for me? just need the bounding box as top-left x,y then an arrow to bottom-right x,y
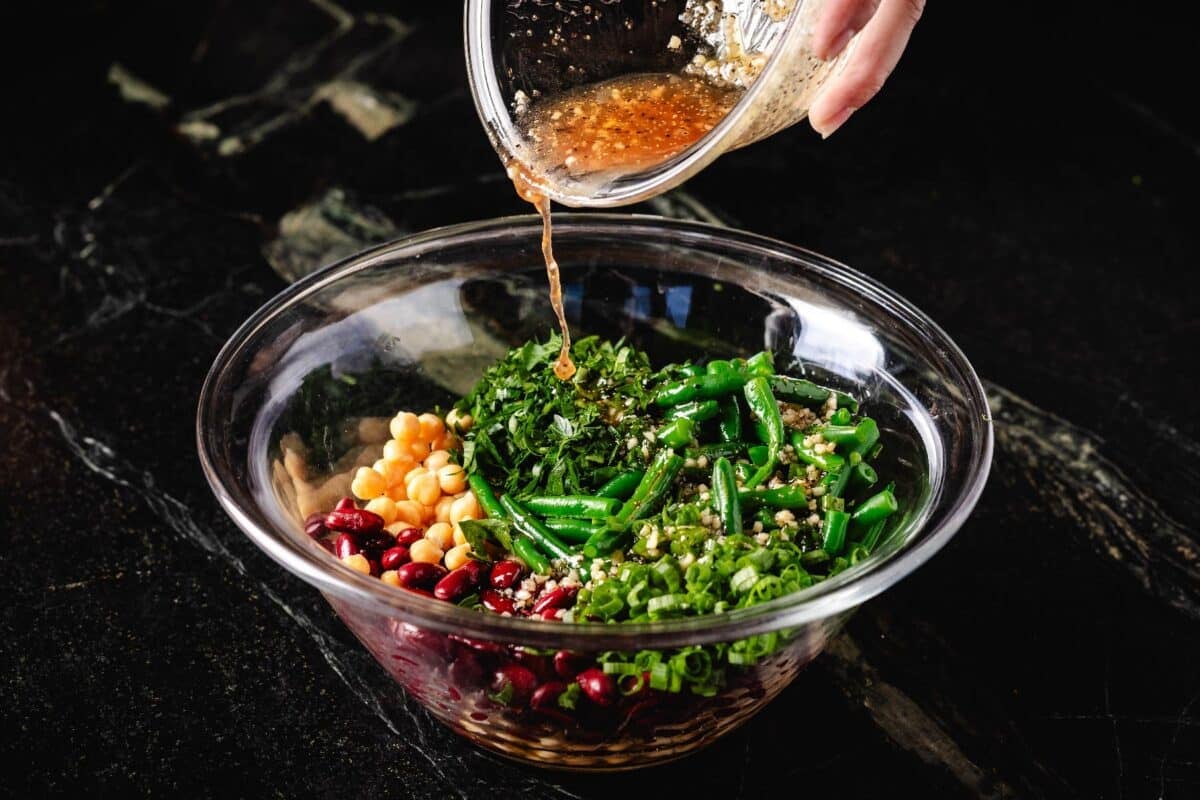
198,214 -> 990,649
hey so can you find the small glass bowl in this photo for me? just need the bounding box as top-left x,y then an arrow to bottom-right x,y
197,215 -> 992,770
465,0 -> 850,207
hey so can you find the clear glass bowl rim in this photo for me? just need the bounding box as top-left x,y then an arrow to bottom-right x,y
196,213 -> 993,650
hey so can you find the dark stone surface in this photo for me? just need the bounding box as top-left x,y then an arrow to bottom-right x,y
2,2 -> 1197,797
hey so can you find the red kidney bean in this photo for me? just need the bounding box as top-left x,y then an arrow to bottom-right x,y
360,532 -> 394,561
334,497 -> 357,512
380,546 -> 410,571
530,681 -> 573,723
369,559 -> 381,577
576,668 -> 617,707
448,653 -> 484,689
511,649 -> 552,681
490,664 -> 539,707
334,533 -> 359,560
393,527 -> 424,547
434,560 -> 487,602
303,512 -> 328,539
553,650 -> 588,679
531,586 -> 576,616
324,508 -> 384,535
480,589 -> 515,615
449,635 -> 505,655
394,561 -> 447,590
399,624 -> 449,660
489,559 -> 524,590
539,609 -> 562,620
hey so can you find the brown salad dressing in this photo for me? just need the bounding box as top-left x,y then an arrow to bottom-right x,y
507,73 -> 741,380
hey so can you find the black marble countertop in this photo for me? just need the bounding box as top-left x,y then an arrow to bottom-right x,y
3,2 -> 1197,797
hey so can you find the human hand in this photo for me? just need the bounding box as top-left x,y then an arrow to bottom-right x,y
808,0 -> 925,137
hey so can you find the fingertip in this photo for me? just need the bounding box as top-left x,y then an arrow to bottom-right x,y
810,105 -> 857,138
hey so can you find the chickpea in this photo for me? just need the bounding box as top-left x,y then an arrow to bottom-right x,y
424,449 -> 452,471
436,464 -> 467,495
409,440 -> 432,461
392,500 -> 424,527
424,522 -> 455,551
418,412 -> 445,443
435,432 -> 460,453
351,466 -> 386,500
374,458 -> 409,487
409,539 -> 444,564
364,496 -> 398,525
452,521 -> 469,547
389,412 -> 421,443
444,544 -> 472,571
449,492 -> 481,524
382,439 -> 410,463
434,495 -> 456,523
386,483 -> 408,502
408,472 -> 441,506
445,408 -> 473,434
342,553 -> 371,574
380,570 -> 401,587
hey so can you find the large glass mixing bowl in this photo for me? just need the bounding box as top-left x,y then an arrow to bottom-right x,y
197,215 -> 992,770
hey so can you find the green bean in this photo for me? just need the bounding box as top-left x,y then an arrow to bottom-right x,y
613,448 -> 684,527
594,470 -> 644,500
789,431 -> 847,472
820,464 -> 855,499
512,535 -> 551,574
850,462 -> 878,491
712,457 -> 742,536
743,376 -> 784,488
656,417 -> 696,449
851,488 -> 898,525
744,351 -> 776,377
664,399 -> 721,423
542,517 -> 605,543
522,495 -> 620,519
467,473 -> 506,519
822,509 -> 851,555
768,375 -> 858,413
738,485 -> 809,509
747,444 -> 770,467
685,442 -> 747,462
653,372 -> 748,407
581,524 -> 629,559
499,495 -> 574,561
858,518 -> 888,552
718,396 -> 743,442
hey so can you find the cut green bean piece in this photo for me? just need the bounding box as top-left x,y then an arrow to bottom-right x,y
523,495 -> 620,519
594,470 -> 644,500
768,375 -> 858,413
712,457 -> 742,535
851,488 -> 898,525
542,517 -> 604,543
822,508 -> 851,555
467,474 -> 506,520
512,534 -> 551,574
499,495 -> 574,561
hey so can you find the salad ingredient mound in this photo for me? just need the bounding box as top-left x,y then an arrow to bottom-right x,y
309,335 -> 898,702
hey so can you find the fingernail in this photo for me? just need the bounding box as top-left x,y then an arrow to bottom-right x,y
818,27 -> 856,61
813,106 -> 857,139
